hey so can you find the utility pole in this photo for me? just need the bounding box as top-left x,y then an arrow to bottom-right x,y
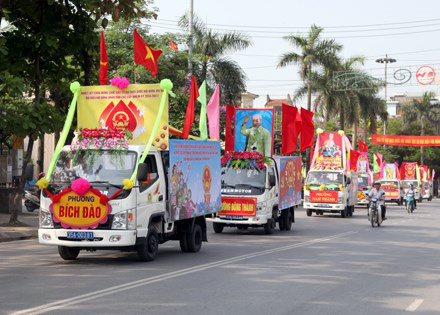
188,0 -> 194,76
376,55 -> 396,136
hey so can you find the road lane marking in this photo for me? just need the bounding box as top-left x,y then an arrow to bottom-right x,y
406,299 -> 424,312
9,231 -> 356,315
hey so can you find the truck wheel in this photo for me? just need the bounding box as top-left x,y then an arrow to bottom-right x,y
341,208 -> 347,218
306,209 -> 312,217
278,217 -> 285,231
137,228 -> 159,262
213,222 -> 224,234
186,223 -> 202,253
179,233 -> 189,252
58,246 -> 80,260
264,219 -> 274,235
284,211 -> 292,231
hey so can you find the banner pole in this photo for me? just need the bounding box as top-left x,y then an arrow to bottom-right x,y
133,63 -> 137,84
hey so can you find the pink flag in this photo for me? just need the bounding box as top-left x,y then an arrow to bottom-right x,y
207,85 -> 220,139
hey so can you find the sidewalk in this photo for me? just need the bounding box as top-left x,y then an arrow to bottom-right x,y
0,211 -> 39,243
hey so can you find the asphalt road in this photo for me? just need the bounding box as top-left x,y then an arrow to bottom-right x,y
1,200 -> 440,315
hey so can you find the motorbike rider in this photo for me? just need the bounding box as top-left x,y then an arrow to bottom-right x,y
405,184 -> 417,209
367,181 -> 387,220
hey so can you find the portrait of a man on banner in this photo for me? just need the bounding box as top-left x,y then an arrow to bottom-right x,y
234,109 -> 274,157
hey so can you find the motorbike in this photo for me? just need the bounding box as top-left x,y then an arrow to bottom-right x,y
368,198 -> 383,228
406,195 -> 415,213
24,186 -> 40,212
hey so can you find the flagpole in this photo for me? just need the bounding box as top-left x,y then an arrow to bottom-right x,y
188,0 -> 194,76
133,63 -> 137,84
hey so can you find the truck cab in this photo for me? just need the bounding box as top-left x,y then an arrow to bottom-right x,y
38,145 -> 209,261
208,158 -> 296,234
379,179 -> 403,205
303,169 -> 358,218
402,180 -> 422,202
357,172 -> 371,206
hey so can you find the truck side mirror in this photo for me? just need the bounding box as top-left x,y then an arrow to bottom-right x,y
137,163 -> 150,182
25,163 -> 34,181
269,174 -> 276,187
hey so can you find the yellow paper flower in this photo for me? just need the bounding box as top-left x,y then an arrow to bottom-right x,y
36,178 -> 49,190
316,128 -> 324,134
123,178 -> 134,190
338,130 -> 345,136
304,184 -> 311,191
339,184 -> 346,192
320,184 -> 326,191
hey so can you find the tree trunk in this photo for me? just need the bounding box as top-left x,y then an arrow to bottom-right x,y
363,118 -> 368,143
201,55 -> 208,83
339,103 -> 345,130
38,134 -> 44,173
307,66 -> 312,111
352,119 -> 358,150
420,119 -> 425,165
82,49 -> 92,86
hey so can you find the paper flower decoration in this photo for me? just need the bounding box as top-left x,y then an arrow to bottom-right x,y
338,130 -> 345,136
36,178 -> 49,190
111,76 -> 130,89
316,128 -> 324,134
320,184 -> 327,191
71,178 -> 90,196
123,178 -> 134,190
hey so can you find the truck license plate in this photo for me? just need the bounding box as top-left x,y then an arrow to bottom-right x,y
317,203 -> 331,208
67,231 -> 94,240
222,215 -> 243,220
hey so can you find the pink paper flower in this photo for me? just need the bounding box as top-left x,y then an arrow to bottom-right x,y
71,178 -> 90,196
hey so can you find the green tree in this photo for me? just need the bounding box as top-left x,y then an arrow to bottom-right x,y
179,15 -> 251,104
402,92 -> 440,164
278,24 -> 342,112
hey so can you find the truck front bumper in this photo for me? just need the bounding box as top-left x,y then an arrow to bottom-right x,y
304,202 -> 345,210
39,229 -> 137,247
207,214 -> 270,226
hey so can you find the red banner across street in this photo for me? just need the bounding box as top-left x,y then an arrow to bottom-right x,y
372,134 -> 440,146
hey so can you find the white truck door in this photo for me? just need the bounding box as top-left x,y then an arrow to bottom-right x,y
267,165 -> 278,211
136,154 -> 165,237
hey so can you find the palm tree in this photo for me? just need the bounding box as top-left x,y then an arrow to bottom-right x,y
402,92 -> 440,164
278,24 -> 342,111
179,15 -> 251,103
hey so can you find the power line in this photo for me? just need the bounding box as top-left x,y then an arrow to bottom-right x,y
157,17 -> 440,29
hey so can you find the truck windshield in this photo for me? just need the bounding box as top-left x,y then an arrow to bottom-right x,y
306,171 -> 343,190
403,181 -> 418,189
358,175 -> 369,187
52,150 -> 137,187
221,167 -> 266,195
380,181 -> 399,190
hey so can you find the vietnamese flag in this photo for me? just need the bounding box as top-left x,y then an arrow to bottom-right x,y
350,150 -> 361,171
282,104 -> 300,154
182,76 -> 199,139
300,108 -> 314,152
358,139 -> 368,152
99,32 -> 109,85
225,104 -> 236,152
133,28 -> 162,78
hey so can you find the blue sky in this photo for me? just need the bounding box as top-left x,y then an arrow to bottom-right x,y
149,0 -> 440,107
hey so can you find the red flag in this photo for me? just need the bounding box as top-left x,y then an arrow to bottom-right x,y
350,150 -> 361,171
300,108 -> 314,152
182,76 -> 199,139
133,28 -> 162,78
225,104 -> 236,152
282,104 -> 300,154
358,139 -> 368,152
99,32 -> 109,85
170,39 -> 178,51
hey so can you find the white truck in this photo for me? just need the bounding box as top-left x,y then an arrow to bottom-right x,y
303,169 -> 358,217
36,143 -> 220,261
208,156 -> 301,234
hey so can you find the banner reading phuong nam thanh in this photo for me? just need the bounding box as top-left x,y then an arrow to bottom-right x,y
77,84 -> 168,149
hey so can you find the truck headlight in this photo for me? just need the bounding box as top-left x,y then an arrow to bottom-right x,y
112,209 -> 136,230
40,209 -> 54,228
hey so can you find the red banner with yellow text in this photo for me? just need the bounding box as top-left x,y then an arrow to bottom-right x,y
219,197 -> 257,217
372,134 -> 440,146
309,191 -> 338,203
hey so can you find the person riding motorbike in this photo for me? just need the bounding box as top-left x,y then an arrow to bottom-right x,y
367,181 -> 387,220
405,184 -> 417,209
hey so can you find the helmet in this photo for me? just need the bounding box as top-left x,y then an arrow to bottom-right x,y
373,181 -> 381,186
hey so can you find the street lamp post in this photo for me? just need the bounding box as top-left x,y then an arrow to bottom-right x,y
376,55 -> 396,136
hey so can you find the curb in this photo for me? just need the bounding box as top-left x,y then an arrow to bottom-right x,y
0,232 -> 37,243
